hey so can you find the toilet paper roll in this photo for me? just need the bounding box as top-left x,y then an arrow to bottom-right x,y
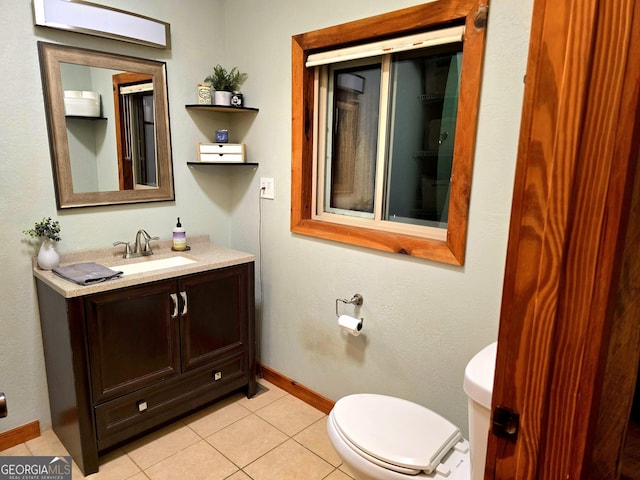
338,314 -> 363,336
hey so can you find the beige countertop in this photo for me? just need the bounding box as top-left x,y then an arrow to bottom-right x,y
32,235 -> 255,298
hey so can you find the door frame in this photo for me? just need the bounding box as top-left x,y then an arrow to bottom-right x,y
112,71 -> 153,190
486,0 -> 640,478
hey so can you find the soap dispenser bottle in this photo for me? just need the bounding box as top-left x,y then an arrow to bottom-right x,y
172,217 -> 187,251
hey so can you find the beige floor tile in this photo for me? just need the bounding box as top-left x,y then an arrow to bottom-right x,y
124,473 -> 150,480
293,417 -> 341,467
84,449 -> 141,480
206,414 -> 287,468
25,429 -> 69,456
243,438 -> 334,480
225,471 -> 252,480
123,423 -> 200,470
184,394 -> 251,438
145,440 -> 237,480
324,469 -> 355,480
237,379 -> 287,412
256,394 -> 325,436
0,443 -> 31,456
339,463 -> 358,478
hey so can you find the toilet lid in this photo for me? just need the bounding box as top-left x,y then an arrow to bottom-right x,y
332,394 -> 462,475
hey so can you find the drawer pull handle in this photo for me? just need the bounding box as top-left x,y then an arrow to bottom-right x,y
180,291 -> 188,315
137,400 -> 148,412
170,293 -> 178,318
213,371 -> 222,381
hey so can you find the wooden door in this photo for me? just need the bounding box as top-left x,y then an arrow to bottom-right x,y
85,280 -> 180,403
485,0 -> 640,478
179,265 -> 249,372
112,71 -> 153,190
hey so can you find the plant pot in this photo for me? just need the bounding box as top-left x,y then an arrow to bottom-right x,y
214,90 -> 232,106
38,238 -> 60,270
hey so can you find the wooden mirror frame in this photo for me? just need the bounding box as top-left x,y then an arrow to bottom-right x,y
38,42 -> 174,209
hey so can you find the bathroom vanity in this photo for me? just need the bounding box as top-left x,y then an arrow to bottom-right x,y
32,236 -> 256,475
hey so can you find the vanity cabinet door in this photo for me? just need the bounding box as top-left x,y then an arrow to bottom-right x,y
85,279 -> 181,404
179,264 -> 249,372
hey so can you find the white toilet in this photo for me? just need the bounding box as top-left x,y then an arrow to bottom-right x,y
327,342 -> 497,480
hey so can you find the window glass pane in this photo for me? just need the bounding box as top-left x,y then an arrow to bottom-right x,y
385,48 -> 462,228
325,63 -> 381,216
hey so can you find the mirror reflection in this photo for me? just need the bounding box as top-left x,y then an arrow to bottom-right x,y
61,64 -> 158,193
38,42 -> 174,208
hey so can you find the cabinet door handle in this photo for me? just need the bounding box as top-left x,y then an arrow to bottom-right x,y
170,293 -> 178,318
180,291 -> 188,315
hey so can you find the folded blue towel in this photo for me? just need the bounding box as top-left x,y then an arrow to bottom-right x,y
53,262 -> 123,285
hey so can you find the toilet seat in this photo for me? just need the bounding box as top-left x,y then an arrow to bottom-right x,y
330,412 -> 422,475
331,394 -> 464,475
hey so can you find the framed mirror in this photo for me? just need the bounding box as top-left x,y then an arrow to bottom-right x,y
38,42 -> 174,208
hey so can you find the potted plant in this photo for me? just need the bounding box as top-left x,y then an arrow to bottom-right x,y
204,65 -> 248,106
24,216 -> 62,270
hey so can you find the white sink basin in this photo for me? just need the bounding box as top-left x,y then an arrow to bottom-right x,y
112,255 -> 196,276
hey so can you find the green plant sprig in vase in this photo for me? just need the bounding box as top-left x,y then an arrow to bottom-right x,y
23,217 -> 62,242
24,217 -> 61,270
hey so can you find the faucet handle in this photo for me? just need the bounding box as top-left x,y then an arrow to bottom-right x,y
142,234 -> 159,254
113,241 -> 132,258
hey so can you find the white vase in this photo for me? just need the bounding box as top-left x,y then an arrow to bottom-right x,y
37,238 -> 60,270
213,90 -> 232,106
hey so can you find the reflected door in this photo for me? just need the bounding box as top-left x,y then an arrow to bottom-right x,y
112,72 -> 157,190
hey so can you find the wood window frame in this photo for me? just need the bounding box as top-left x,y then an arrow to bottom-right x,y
291,0 -> 489,265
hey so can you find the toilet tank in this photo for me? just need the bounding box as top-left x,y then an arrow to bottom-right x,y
463,342 -> 497,480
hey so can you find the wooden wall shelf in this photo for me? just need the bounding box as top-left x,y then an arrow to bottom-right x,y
187,162 -> 259,166
185,104 -> 259,113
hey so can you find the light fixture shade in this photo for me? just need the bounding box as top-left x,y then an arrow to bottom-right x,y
33,0 -> 171,49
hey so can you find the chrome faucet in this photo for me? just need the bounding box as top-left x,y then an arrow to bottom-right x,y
114,229 -> 159,259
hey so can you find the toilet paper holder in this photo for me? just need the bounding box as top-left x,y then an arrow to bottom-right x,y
335,294 -> 363,317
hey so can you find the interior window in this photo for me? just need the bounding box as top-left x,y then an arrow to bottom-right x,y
315,44 -> 463,236
291,1 -> 489,265
323,61 -> 381,218
386,49 -> 462,228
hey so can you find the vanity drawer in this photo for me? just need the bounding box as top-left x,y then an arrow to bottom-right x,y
94,352 -> 247,449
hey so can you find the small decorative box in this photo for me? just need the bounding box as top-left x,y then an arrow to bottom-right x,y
215,129 -> 229,143
231,93 -> 243,108
198,143 -> 246,163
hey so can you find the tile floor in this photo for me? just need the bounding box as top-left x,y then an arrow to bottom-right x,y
0,379 -> 356,480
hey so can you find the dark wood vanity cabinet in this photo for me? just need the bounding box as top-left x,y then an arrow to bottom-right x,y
36,262 -> 256,475
86,280 -> 180,405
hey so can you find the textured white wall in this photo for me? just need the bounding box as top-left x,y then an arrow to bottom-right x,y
0,0 -> 231,432
0,0 -> 533,438
226,0 -> 534,436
